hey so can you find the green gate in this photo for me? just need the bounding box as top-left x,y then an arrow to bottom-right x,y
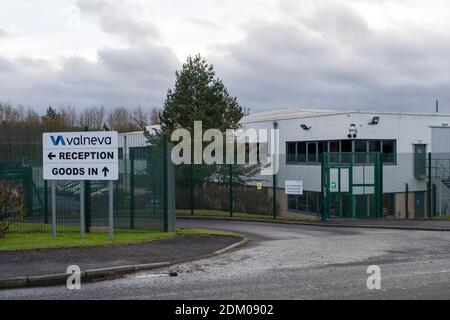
321,152 -> 383,220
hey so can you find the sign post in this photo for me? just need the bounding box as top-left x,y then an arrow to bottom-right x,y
80,181 -> 85,239
43,131 -> 119,240
52,181 -> 56,239
109,181 -> 114,241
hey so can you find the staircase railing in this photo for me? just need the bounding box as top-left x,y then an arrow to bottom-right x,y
431,158 -> 450,182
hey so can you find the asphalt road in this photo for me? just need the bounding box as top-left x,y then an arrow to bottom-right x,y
1,219 -> 450,299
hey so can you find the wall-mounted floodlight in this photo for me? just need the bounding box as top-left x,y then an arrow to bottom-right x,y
369,116 -> 380,125
300,124 -> 311,130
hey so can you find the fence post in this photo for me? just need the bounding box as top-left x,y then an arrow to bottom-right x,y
23,163 -> 33,217
162,134 -> 169,232
83,126 -> 91,232
427,152 -> 432,219
272,121 -> 278,219
229,164 -> 233,217
44,180 -> 49,224
190,163 -> 194,216
129,148 -> 135,229
405,183 -> 409,220
321,153 -> 326,221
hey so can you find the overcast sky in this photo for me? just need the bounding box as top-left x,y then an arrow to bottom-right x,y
1,0 -> 450,114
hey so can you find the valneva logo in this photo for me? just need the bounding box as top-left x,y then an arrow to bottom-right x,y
50,135 -> 112,146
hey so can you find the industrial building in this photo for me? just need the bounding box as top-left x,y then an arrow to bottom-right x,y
120,109 -> 450,219
241,108 -> 450,219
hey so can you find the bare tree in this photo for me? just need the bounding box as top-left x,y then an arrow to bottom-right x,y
79,106 -> 105,130
150,107 -> 161,125
107,106 -> 138,133
132,105 -> 150,130
60,105 -> 78,127
0,103 -> 23,124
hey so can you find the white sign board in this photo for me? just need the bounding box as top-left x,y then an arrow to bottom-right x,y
285,180 -> 303,195
43,131 -> 119,181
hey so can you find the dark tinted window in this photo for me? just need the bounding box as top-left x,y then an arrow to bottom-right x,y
287,142 -> 296,162
355,140 -> 367,152
369,140 -> 381,152
297,142 -> 306,162
382,140 -> 395,163
355,140 -> 368,163
307,142 -> 317,162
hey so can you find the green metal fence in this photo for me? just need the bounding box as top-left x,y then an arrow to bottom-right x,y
175,163 -> 278,218
3,134 -> 448,227
0,134 -> 174,233
175,152 -> 438,221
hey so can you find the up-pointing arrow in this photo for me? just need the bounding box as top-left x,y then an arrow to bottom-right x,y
102,167 -> 109,177
48,152 -> 56,160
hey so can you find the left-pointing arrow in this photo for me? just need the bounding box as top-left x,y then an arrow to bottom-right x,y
48,152 -> 56,160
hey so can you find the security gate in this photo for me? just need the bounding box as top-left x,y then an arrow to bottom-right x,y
321,152 -> 383,219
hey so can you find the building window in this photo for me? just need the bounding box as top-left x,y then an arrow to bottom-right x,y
318,141 -> 328,161
297,142 -> 306,162
287,142 -> 296,162
307,142 -> 317,162
286,139 -> 396,165
369,140 -> 381,152
382,140 -> 396,163
329,141 -> 340,152
355,140 -> 368,164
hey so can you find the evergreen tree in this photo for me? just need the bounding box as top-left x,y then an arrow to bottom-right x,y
160,54 -> 243,135
149,54 -> 259,188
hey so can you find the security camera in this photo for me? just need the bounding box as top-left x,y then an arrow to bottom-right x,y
348,124 -> 358,139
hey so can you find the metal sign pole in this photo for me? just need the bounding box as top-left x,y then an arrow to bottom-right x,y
80,181 -> 85,239
51,181 -> 56,239
109,180 -> 114,241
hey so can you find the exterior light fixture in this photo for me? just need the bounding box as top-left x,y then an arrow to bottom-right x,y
300,124 -> 311,130
369,116 -> 380,125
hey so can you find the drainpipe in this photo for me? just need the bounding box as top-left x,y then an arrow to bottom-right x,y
405,183 -> 409,220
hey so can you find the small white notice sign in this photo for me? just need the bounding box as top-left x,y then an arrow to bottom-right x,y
43,131 -> 119,181
285,180 -> 303,195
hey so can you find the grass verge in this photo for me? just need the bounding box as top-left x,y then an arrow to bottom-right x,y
176,209 -> 317,222
0,228 -> 240,252
432,215 -> 450,221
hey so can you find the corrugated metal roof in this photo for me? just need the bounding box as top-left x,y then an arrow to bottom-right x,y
241,107 -> 450,124
240,108 -> 337,123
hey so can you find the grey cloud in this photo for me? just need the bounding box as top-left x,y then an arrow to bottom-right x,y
0,45 -> 179,112
76,0 -> 159,44
207,2 -> 450,113
0,28 -> 6,37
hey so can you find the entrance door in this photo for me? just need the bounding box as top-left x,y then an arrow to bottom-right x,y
322,152 -> 383,220
413,144 -> 426,179
414,191 -> 425,218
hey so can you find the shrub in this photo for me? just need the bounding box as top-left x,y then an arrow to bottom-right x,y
0,180 -> 26,238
